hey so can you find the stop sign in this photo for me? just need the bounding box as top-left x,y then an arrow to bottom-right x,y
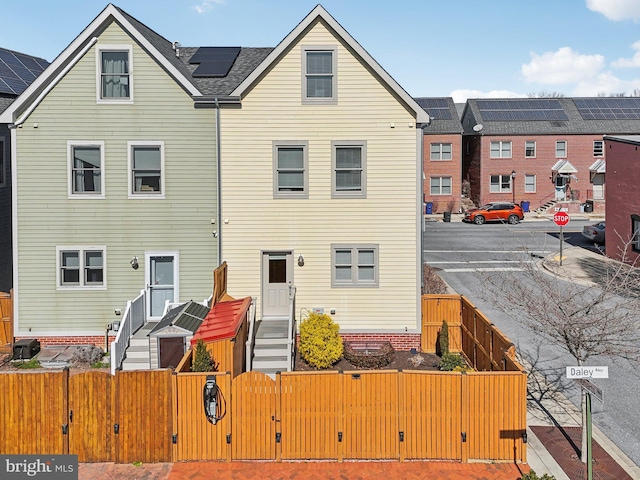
553,211 -> 570,226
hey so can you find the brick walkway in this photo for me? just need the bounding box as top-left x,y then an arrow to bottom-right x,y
79,461 -> 529,480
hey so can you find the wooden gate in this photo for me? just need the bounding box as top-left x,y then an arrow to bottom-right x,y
341,371 -> 399,460
0,370 -> 68,455
231,371 -> 276,460
114,370 -> 173,463
68,371 -> 115,462
0,290 -> 12,350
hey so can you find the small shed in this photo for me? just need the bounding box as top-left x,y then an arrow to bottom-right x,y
149,301 -> 210,369
190,296 -> 252,378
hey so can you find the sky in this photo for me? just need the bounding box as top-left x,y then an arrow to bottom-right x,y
2,0 -> 640,102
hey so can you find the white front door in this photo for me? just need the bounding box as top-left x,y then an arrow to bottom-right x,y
146,252 -> 179,320
262,252 -> 293,317
555,175 -> 567,200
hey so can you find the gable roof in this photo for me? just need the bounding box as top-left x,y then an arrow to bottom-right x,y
414,97 -> 463,134
0,3 -> 201,124
230,5 -> 430,124
463,97 -> 640,136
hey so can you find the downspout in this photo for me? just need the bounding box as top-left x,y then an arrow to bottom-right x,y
215,98 -> 222,264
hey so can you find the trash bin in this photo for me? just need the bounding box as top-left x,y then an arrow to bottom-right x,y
443,211 -> 451,222
425,202 -> 433,214
520,201 -> 530,213
584,200 -> 593,213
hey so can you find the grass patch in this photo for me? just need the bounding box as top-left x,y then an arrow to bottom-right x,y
14,358 -> 41,369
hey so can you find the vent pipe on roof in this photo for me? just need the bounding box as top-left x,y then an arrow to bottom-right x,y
172,42 -> 181,57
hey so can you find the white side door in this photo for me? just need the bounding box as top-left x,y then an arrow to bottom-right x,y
145,252 -> 179,320
261,251 -> 293,317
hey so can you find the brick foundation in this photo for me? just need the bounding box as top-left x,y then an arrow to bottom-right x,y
15,335 -> 112,350
296,333 -> 421,351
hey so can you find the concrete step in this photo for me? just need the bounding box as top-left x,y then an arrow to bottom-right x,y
121,357 -> 151,371
128,337 -> 149,348
125,345 -> 149,359
253,343 -> 289,357
252,356 -> 289,370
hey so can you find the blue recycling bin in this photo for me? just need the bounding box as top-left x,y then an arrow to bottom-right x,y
425,202 -> 433,214
520,201 -> 530,212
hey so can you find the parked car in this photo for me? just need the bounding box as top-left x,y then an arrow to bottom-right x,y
581,222 -> 605,244
463,202 -> 524,225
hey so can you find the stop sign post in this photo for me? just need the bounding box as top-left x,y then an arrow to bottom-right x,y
553,211 -> 570,265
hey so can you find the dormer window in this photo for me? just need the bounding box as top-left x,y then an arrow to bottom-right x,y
97,45 -> 133,103
303,47 -> 336,104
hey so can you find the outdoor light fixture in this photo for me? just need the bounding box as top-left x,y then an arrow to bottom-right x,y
511,170 -> 516,203
298,254 -> 305,267
130,256 -> 139,270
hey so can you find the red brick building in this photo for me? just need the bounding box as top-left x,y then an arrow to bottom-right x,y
460,98 -> 640,214
416,97 -> 463,214
603,135 -> 640,266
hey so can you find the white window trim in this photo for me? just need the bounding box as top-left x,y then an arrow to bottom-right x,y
145,250 -> 180,321
524,174 -> 536,193
430,176 -> 452,195
525,141 -> 536,158
302,46 -> 337,105
96,44 -> 134,104
490,141 -> 512,159
331,140 -> 366,198
430,143 -> 453,161
0,136 -> 5,187
556,140 -> 567,158
490,174 -> 513,193
67,141 -> 105,199
593,140 -> 604,157
128,141 -> 165,199
331,244 -> 379,288
56,246 -> 107,290
273,141 -> 309,198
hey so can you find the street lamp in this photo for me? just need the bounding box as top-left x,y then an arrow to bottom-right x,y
511,170 -> 516,204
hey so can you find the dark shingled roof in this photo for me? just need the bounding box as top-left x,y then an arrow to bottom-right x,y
414,97 -> 463,134
464,97 -> 640,135
0,94 -> 15,115
149,300 -> 210,336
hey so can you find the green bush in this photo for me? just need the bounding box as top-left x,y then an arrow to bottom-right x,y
438,352 -> 466,371
438,320 -> 449,356
520,470 -> 556,480
191,339 -> 218,372
299,312 -> 343,369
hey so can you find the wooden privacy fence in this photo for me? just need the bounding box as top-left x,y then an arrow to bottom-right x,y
173,369 -> 527,463
0,290 -> 13,352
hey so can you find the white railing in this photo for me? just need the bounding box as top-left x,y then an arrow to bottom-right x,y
245,298 -> 257,371
286,286 -> 297,372
110,289 -> 146,375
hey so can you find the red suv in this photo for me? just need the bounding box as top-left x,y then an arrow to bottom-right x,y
463,202 -> 524,225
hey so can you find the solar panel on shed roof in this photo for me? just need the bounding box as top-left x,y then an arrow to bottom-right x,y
415,98 -> 452,120
189,46 -> 241,78
575,97 -> 640,120
0,48 -> 49,95
477,99 -> 568,121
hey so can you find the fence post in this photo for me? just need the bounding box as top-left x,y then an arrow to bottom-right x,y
398,370 -> 406,462
460,372 -> 469,462
275,372 -> 282,463
337,371 -> 344,462
225,372 -> 232,462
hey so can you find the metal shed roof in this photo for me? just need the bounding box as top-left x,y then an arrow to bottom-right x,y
191,297 -> 251,344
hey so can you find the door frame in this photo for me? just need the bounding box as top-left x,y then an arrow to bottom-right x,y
261,250 -> 294,318
145,251 -> 179,321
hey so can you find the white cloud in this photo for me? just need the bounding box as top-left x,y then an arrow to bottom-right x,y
612,41 -> 640,67
193,0 -> 224,14
450,89 -> 526,103
520,47 -> 605,84
586,0 -> 640,21
571,72 -> 640,96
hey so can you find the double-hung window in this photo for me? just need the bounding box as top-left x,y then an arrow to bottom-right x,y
97,45 -> 133,102
525,141 -> 536,158
58,247 -> 106,289
332,141 -> 366,198
593,140 -> 604,157
430,143 -> 452,161
524,174 -> 536,193
430,176 -> 452,195
332,244 -> 378,287
490,174 -> 512,193
490,141 -> 512,158
556,140 -> 567,158
273,141 -> 308,197
303,47 -> 336,103
68,141 -> 104,197
129,141 -> 164,197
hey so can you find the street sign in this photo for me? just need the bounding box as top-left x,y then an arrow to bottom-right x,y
553,211 -> 570,226
575,378 -> 604,403
566,366 -> 609,379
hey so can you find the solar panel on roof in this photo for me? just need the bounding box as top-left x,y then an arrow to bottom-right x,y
477,99 -> 568,122
575,97 -> 640,120
0,48 -> 49,95
415,98 -> 453,120
189,47 -> 241,78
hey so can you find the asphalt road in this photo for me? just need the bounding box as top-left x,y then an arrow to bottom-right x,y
423,218 -> 640,467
